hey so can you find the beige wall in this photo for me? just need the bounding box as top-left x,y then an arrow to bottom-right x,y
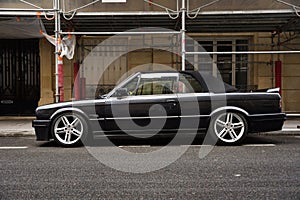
39,39 -> 54,105
254,33 -> 300,112
39,38 -> 75,105
281,37 -> 300,111
80,36 -> 181,98
39,33 -> 300,112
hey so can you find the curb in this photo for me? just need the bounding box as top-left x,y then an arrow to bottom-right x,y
0,117 -> 35,137
257,130 -> 300,136
0,130 -> 35,137
0,116 -> 35,121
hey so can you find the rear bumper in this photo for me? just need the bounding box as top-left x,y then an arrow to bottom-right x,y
248,113 -> 286,133
32,120 -> 51,141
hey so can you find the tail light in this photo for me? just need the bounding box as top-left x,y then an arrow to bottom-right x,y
279,99 -> 282,109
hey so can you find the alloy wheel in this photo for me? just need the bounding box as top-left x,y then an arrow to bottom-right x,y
53,113 -> 85,146
213,112 -> 246,144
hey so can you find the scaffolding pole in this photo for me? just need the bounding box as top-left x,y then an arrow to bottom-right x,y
181,0 -> 186,71
60,31 -> 180,35
186,50 -> 300,55
54,0 -> 61,103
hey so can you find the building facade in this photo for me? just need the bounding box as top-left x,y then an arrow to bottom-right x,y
1,0 -> 300,114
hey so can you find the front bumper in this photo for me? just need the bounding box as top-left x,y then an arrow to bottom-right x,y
32,120 -> 51,141
248,113 -> 286,133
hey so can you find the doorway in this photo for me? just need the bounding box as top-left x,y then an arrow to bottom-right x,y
0,39 -> 40,115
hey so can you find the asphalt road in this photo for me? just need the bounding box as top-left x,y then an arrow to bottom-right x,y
0,135 -> 299,199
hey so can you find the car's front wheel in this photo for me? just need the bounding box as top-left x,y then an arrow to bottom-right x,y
51,112 -> 88,147
209,112 -> 248,145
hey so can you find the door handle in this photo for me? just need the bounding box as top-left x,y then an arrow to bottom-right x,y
165,99 -> 177,107
165,99 -> 176,103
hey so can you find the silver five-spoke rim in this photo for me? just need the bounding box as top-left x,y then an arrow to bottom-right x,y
214,112 -> 245,143
54,114 -> 84,145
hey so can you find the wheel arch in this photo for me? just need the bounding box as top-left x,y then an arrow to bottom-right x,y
50,107 -> 91,130
210,106 -> 250,121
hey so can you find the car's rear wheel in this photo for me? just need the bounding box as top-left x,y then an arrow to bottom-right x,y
51,112 -> 87,147
209,112 -> 248,145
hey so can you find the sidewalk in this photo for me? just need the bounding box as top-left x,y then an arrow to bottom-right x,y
0,117 -> 35,137
271,117 -> 300,134
0,116 -> 299,137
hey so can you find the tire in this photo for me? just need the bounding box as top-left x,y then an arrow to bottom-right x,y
51,112 -> 88,147
208,112 -> 248,145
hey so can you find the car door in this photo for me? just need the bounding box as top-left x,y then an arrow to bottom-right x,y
104,72 -> 180,137
176,73 -> 212,131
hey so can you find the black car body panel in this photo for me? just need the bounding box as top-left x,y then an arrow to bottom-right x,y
32,71 -> 286,143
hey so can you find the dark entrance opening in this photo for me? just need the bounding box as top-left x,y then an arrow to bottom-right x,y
0,39 -> 40,116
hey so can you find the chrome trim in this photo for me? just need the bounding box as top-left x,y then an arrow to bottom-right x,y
248,113 -> 286,118
210,106 -> 249,116
50,107 -> 88,120
105,116 -> 178,120
90,118 -> 105,121
180,115 -> 208,118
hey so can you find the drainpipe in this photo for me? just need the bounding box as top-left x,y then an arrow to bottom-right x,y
58,54 -> 64,102
275,60 -> 282,95
275,33 -> 282,95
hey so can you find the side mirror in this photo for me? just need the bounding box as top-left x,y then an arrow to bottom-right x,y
114,88 -> 128,97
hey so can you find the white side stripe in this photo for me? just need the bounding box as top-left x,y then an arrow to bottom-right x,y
0,146 -> 28,150
242,144 -> 275,147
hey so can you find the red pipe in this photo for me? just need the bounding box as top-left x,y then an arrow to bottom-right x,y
275,60 -> 282,95
74,62 -> 80,100
58,55 -> 64,102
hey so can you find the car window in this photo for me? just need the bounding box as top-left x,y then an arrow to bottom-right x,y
136,77 -> 177,95
120,76 -> 139,96
111,72 -> 203,96
178,74 -> 203,93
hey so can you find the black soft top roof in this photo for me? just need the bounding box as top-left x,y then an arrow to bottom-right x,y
180,71 -> 238,93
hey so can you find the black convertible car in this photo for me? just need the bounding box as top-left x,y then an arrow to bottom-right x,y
33,71 -> 286,146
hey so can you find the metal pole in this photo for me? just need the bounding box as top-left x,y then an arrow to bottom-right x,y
181,0 -> 186,71
60,31 -> 180,35
54,0 -> 60,102
185,50 -> 300,55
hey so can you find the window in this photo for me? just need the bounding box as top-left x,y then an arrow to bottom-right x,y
115,72 -> 203,96
136,77 -> 177,95
217,41 -> 233,85
236,40 -> 248,91
120,73 -> 178,96
122,76 -> 139,95
195,39 -> 249,90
